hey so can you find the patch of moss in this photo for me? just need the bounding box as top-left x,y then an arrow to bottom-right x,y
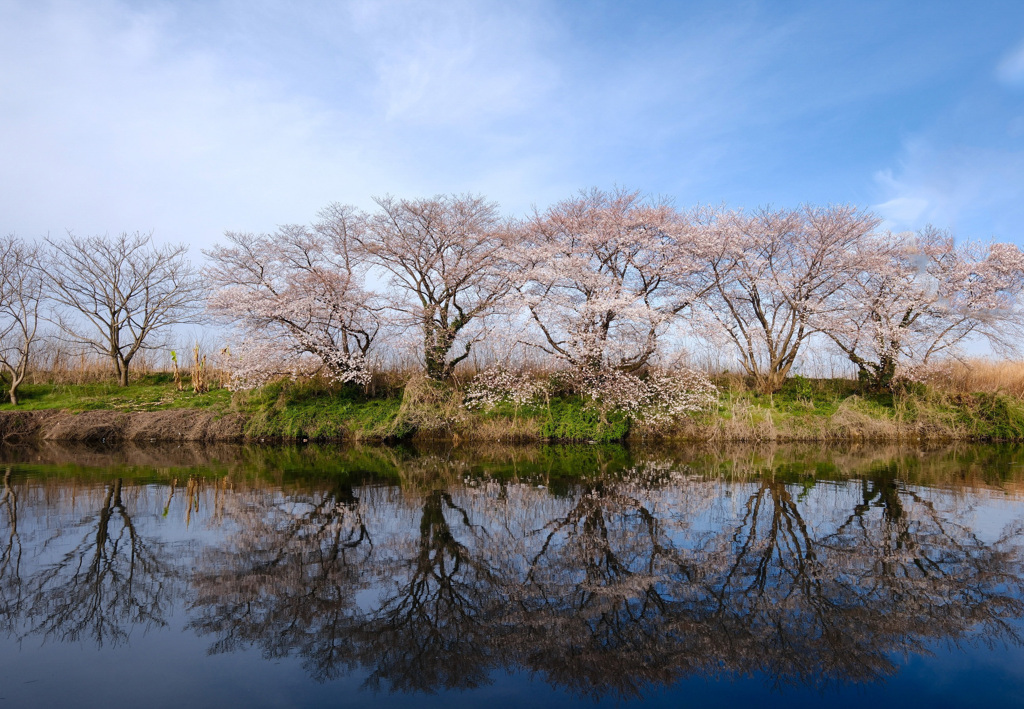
963,393 -> 1024,440
238,382 -> 405,441
540,399 -> 629,442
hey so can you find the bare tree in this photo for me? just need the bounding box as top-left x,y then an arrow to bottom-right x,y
0,235 -> 46,404
44,231 -> 203,387
354,194 -> 511,381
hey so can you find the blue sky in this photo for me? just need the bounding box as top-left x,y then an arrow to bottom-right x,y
2,0 -> 1023,250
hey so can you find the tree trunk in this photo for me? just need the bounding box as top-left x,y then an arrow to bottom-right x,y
852,354 -> 898,392
8,371 -> 22,405
756,371 -> 785,394
873,355 -> 898,391
1,369 -> 19,406
423,323 -> 455,381
855,364 -> 873,388
424,345 -> 446,380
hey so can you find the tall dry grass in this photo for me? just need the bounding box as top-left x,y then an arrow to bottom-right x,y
26,340 -> 229,387
927,358 -> 1024,398
29,343 -> 160,385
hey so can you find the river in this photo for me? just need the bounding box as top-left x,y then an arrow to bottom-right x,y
0,442 -> 1021,707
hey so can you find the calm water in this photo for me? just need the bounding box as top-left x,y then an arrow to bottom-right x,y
0,442 -> 1022,708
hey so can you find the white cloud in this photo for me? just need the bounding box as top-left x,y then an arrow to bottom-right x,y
872,141 -> 1024,239
996,38 -> 1024,86
874,195 -> 930,226
0,1 -> 386,249
0,0 -> 567,248
346,0 -> 557,126
8,0 -> 1017,256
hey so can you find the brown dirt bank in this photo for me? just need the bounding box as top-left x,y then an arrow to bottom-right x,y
0,402 -> 1012,444
0,409 -> 245,443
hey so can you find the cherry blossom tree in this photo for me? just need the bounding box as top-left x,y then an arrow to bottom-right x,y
825,227 -> 1024,389
0,235 -> 45,405
514,188 -> 708,376
353,194 -> 511,381
697,205 -> 879,393
204,207 -> 382,389
197,188 -> 1024,399
503,189 -> 721,419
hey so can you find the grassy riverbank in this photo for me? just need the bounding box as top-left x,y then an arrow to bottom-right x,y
3,370 -> 1024,442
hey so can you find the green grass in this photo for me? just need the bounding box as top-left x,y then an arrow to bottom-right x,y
719,376 -> 882,418
235,378 -> 406,441
4,373 -> 1024,442
243,396 -> 404,440
0,375 -> 232,412
958,392 -> 1024,440
539,398 -> 629,442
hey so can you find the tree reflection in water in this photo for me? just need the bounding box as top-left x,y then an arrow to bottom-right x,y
0,445 -> 1021,699
5,478 -> 180,647
187,463 -> 1024,698
512,470 -> 702,697
355,488 -> 502,692
0,469 -> 23,636
189,481 -> 372,680
686,475 -> 1024,690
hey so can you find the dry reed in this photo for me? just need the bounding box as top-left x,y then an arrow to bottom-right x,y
25,340 -> 229,388
926,358 -> 1024,398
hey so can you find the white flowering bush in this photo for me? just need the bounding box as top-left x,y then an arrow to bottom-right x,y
464,365 -> 550,409
891,360 -> 954,390
640,368 -> 720,422
218,340 -> 371,391
574,367 -> 718,422
465,364 -> 718,422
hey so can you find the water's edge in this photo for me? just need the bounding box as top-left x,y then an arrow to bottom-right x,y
0,406 -> 1019,444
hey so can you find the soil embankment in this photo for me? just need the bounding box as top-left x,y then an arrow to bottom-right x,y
0,409 -> 245,443
0,396 -> 1021,443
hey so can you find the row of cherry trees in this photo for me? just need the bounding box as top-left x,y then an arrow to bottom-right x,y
2,189 -> 1021,406
205,188 -> 1024,393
